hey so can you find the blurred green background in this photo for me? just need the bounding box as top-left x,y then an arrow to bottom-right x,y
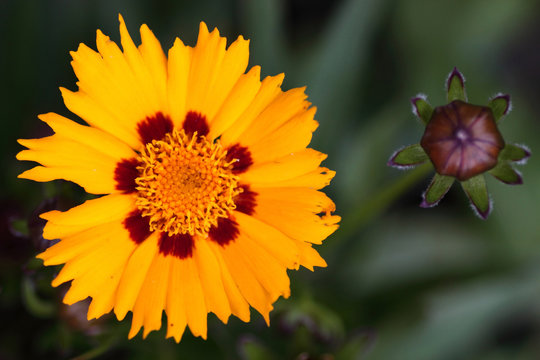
3,0 -> 540,359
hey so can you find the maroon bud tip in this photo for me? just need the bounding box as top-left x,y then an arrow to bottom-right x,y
387,149 -> 402,168
512,144 -> 531,164
420,198 -> 435,208
469,197 -> 492,220
410,94 -> 427,117
508,173 -> 524,185
491,168 -> 523,185
490,93 -> 512,115
446,67 -> 465,91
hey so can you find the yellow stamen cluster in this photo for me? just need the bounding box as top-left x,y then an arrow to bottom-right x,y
135,129 -> 241,236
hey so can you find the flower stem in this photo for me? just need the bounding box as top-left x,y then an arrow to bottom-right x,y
336,163 -> 432,241
22,276 -> 55,318
71,334 -> 120,360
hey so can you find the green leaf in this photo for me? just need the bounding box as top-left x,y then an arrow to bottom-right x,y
488,94 -> 511,122
411,96 -> 433,125
336,332 -> 374,360
488,162 -> 522,185
461,175 -> 491,219
299,0 -> 387,147
22,277 -> 55,319
388,144 -> 429,168
239,338 -> 277,360
421,174 -> 454,207
446,67 -> 467,102
10,218 -> 29,236
498,143 -> 530,163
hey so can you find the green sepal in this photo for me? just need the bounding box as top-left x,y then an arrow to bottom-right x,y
411,96 -> 433,125
498,143 -> 531,163
488,162 -> 522,185
488,94 -> 511,122
421,173 -> 454,207
461,175 -> 491,219
446,67 -> 467,102
388,144 -> 429,168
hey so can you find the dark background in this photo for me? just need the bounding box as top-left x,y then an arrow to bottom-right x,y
2,0 -> 540,359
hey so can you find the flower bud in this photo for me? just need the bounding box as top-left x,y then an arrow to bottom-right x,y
420,100 -> 505,181
388,67 -> 529,219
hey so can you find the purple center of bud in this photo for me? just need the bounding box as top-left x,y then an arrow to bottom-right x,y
420,100 -> 505,181
454,128 -> 470,142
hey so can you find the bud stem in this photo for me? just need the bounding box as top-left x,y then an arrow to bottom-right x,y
332,163 -> 432,244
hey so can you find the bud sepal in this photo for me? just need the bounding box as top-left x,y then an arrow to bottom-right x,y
421,174 -> 454,208
488,94 -> 512,122
461,175 -> 491,219
388,144 -> 429,169
411,95 -> 433,125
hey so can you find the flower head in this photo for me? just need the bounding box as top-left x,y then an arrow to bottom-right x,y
388,68 -> 530,219
17,15 -> 339,341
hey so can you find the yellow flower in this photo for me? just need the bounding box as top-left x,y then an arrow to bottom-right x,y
17,15 -> 340,341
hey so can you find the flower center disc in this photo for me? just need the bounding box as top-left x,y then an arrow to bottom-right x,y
135,130 -> 241,237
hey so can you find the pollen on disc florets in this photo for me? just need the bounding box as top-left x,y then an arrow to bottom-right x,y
134,129 -> 241,237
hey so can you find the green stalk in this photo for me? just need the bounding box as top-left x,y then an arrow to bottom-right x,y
336,163 -> 432,240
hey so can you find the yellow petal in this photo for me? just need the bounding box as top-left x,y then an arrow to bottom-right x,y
218,240 -> 275,324
118,15 -> 164,120
208,66 -> 261,140
18,137 -> 113,168
38,112 -> 136,160
247,107 -> 318,163
17,125 -> 130,195
40,194 -> 135,239
60,87 -> 141,149
180,257 -> 208,339
65,231 -> 135,310
70,41 -> 144,123
296,241 -> 327,271
251,186 -> 340,244
18,165 -> 115,195
138,23 -> 168,112
38,218 -> 130,267
115,234 -> 159,321
204,35 -> 250,120
220,73 -> 284,145
86,265 -> 123,320
240,149 -> 327,184
194,238 -> 231,323
167,38 -> 192,127
230,235 -> 291,301
207,242 -> 251,322
252,167 -> 336,190
54,221 -> 135,301
235,87 -> 309,146
166,259 -> 188,342
94,30 -> 151,126
186,23 -> 227,116
234,211 -> 299,269
129,253 -> 172,339
165,257 -> 188,342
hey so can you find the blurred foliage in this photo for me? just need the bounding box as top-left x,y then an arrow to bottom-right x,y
3,0 -> 540,359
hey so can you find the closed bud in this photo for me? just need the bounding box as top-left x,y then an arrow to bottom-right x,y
388,68 -> 529,219
420,100 -> 505,181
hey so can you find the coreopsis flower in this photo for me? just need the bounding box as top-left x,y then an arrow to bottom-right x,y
388,68 -> 530,219
17,15 -> 340,341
